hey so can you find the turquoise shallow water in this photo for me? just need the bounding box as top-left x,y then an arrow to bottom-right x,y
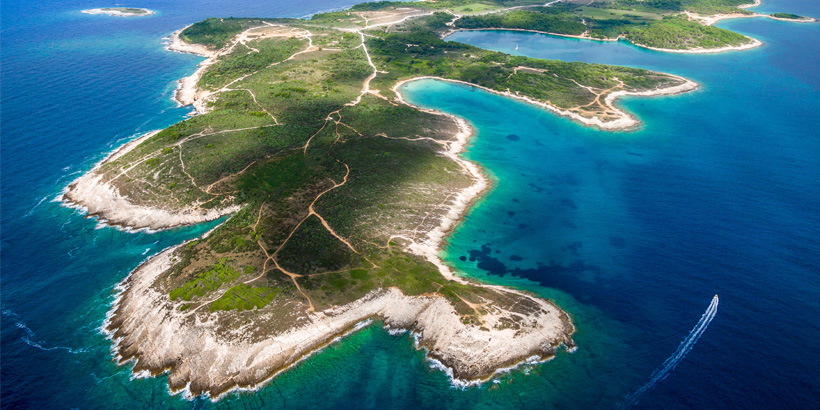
2,0 -> 820,409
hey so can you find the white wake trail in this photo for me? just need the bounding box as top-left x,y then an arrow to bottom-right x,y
619,295 -> 719,408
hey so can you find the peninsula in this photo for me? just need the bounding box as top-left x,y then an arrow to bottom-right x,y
64,0 -> 727,400
443,0 -> 813,53
81,7 -> 155,17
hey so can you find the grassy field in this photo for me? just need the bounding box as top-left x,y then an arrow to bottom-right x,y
210,284 -> 281,311
624,15 -> 750,49
181,18 -> 272,50
577,6 -> 664,21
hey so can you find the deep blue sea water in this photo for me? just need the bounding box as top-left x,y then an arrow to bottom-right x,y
2,0 -> 819,409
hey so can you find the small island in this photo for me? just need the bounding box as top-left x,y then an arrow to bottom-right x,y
81,7 -> 154,17
64,0 -> 712,400
769,12 -> 816,22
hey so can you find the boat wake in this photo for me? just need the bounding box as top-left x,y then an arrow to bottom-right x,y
619,295 -> 719,408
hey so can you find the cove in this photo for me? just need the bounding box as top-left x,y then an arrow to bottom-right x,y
399,11 -> 820,408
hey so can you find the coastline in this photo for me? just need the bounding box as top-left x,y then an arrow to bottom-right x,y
166,27 -> 218,114
443,27 -> 622,43
87,54 -> 577,399
446,27 -> 764,54
392,75 -> 699,132
104,239 -> 574,399
768,15 -> 817,23
166,26 -> 217,58
94,73 -> 575,396
58,7 -> 711,395
740,0 -> 763,8
61,26 -> 241,231
64,14 -> 622,398
387,96 -> 489,285
62,173 -> 240,231
632,36 -> 763,54
685,0 -> 816,26
8,0 -> 817,407
60,129 -> 241,231
445,0 -> 820,55
686,11 -> 816,26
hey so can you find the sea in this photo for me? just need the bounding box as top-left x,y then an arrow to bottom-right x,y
1,0 -> 818,408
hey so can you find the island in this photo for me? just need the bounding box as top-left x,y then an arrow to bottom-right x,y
81,7 -> 154,17
768,12 -> 816,22
63,1 -> 716,400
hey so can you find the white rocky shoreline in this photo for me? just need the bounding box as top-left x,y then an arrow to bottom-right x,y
64,17 -> 706,396
60,26 -> 577,400
62,10 -> 711,397
60,129 -> 240,232
87,63 -> 575,398
104,241 -> 574,399
166,27 -> 220,114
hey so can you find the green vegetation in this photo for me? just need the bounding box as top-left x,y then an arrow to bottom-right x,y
447,0 -> 769,49
455,9 -> 586,35
450,3 -> 502,14
597,0 -> 752,15
181,18 -> 271,50
299,251 -> 486,315
577,6 -> 663,23
350,1 -> 419,11
680,0 -> 753,15
770,12 -> 806,20
210,284 -> 280,311
624,15 -> 749,49
367,29 -> 676,109
102,6 -> 698,328
169,258 -> 241,301
199,37 -> 306,89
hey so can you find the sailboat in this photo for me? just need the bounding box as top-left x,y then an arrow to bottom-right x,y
515,43 -> 519,50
